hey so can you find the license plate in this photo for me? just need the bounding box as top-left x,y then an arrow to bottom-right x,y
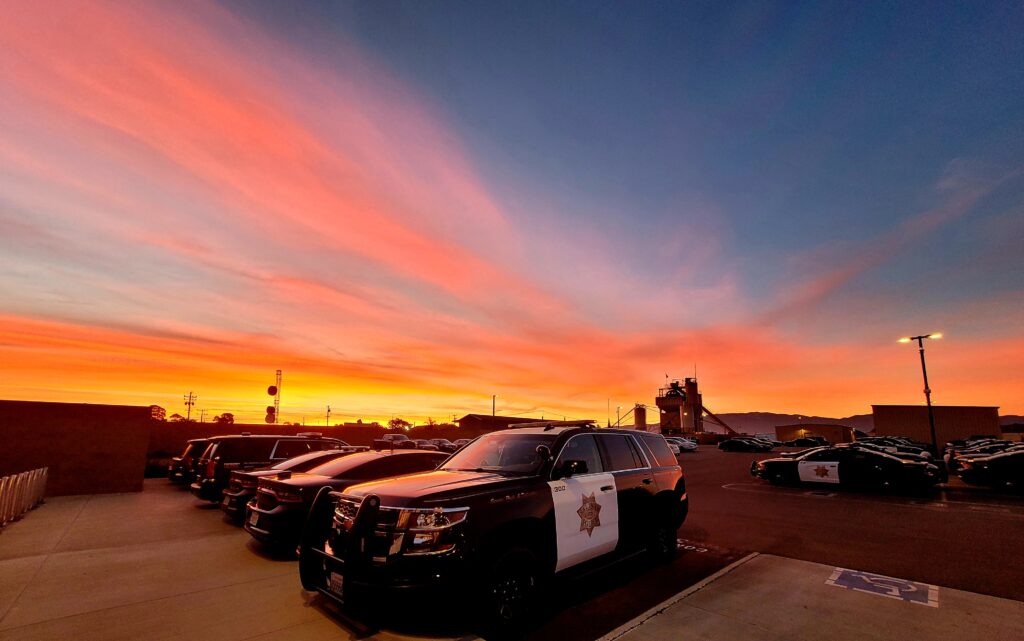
222,495 -> 232,507
329,572 -> 344,600
249,511 -> 259,527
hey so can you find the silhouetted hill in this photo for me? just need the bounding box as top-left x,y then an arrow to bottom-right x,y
707,412 -> 874,434
709,412 -> 1022,434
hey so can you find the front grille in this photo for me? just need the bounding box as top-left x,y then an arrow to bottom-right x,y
333,497 -> 360,528
256,490 -> 278,511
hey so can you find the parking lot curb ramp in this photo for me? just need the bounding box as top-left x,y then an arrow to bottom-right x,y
595,553 -> 1024,641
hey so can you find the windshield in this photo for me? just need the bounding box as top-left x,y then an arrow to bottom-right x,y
441,432 -> 557,475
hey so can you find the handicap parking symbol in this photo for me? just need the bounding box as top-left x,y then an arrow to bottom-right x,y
826,568 -> 939,607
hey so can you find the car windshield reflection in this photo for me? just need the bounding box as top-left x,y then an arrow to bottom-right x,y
441,433 -> 556,475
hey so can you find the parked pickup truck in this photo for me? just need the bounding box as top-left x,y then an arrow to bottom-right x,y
371,433 -> 416,451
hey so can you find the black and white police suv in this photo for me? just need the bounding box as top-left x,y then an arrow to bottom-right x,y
297,421 -> 688,632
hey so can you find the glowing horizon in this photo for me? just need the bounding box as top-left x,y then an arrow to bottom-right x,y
1,2 -> 1022,423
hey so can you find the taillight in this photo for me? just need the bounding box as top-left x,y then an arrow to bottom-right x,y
206,459 -> 216,477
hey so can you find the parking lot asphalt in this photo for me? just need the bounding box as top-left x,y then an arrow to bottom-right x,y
0,479 -> 742,641
678,447 -> 1024,602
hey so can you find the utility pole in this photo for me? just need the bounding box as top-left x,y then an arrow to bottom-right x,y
198,409 -> 207,423
183,392 -> 196,422
326,405 -> 331,427
492,395 -> 496,417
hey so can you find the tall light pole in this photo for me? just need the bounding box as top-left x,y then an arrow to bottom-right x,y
492,395 -> 496,417
898,333 -> 942,454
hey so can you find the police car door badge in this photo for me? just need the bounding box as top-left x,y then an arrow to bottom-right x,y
549,474 -> 619,571
798,460 -> 840,484
577,492 -> 602,536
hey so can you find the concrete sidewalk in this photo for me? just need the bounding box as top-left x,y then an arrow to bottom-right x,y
599,553 -> 1024,641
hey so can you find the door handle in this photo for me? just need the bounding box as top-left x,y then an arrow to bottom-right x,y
642,478 -> 653,485
600,485 -> 614,492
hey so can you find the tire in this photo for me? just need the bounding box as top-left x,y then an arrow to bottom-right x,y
647,521 -> 678,564
478,547 -> 539,638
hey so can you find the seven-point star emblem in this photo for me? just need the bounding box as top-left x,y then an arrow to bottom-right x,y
814,465 -> 831,478
577,492 -> 602,536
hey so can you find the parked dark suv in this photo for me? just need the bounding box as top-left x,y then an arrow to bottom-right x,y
190,433 -> 346,502
168,438 -> 209,485
298,421 -> 687,633
245,450 -> 448,549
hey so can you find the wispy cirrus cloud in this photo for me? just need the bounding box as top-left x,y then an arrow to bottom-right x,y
761,160 -> 1021,326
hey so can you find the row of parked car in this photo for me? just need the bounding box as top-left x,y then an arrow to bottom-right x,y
748,434 -> 1024,493
717,435 -> 829,452
168,423 -> 691,634
370,433 -> 472,453
945,437 -> 1024,489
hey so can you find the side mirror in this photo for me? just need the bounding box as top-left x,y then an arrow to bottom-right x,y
536,445 -> 552,462
555,459 -> 588,480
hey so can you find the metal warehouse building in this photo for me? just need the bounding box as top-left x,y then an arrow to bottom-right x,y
871,405 -> 1001,445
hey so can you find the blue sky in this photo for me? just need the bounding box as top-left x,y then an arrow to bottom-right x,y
0,1 -> 1021,420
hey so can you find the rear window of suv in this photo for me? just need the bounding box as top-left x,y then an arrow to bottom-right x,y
271,439 -> 318,459
637,433 -> 677,467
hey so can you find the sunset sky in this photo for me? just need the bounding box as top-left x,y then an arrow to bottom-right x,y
1,1 -> 1022,424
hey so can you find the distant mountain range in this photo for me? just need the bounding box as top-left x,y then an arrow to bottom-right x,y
708,412 -> 874,434
709,412 -> 1023,434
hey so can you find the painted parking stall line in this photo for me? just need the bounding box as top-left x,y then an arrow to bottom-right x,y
826,568 -> 939,607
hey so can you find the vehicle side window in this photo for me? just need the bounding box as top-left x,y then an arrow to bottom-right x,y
600,435 -> 643,471
638,434 -> 677,467
804,449 -> 842,461
314,439 -> 346,449
272,440 -> 314,459
348,456 -> 424,479
217,439 -> 276,461
554,435 -> 604,475
626,436 -> 648,467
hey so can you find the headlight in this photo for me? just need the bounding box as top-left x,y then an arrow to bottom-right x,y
395,507 -> 469,556
410,508 -> 469,530
275,489 -> 303,503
